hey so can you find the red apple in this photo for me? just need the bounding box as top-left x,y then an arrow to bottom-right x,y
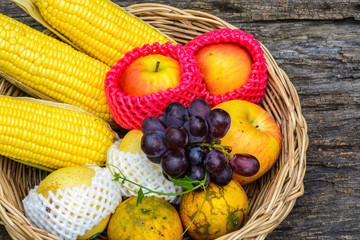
185,28 -> 268,106
214,100 -> 282,185
105,42 -> 205,130
119,54 -> 181,97
195,42 -> 253,96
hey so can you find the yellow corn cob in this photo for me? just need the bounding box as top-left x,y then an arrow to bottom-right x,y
0,95 -> 115,171
34,0 -> 174,66
0,13 -> 113,123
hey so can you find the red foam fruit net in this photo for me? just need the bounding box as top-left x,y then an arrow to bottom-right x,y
185,28 -> 268,107
105,42 -> 206,130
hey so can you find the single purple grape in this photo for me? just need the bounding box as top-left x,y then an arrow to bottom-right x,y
187,98 -> 211,119
141,131 -> 167,157
187,164 -> 206,187
207,109 -> 231,139
161,150 -> 188,178
229,153 -> 260,177
187,164 -> 206,181
164,126 -> 188,150
141,116 -> 166,134
163,102 -> 189,127
186,146 -> 206,165
183,116 -> 208,143
204,149 -> 227,174
210,163 -> 233,186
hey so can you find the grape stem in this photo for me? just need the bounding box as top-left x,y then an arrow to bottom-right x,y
106,163 -> 207,197
188,142 -> 233,157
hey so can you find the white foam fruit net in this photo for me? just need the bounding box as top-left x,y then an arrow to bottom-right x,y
22,166 -> 122,240
107,140 -> 184,203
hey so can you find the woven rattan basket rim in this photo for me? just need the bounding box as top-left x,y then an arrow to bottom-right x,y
0,3 -> 308,240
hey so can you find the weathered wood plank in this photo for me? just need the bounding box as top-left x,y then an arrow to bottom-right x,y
0,0 -> 359,239
2,0 -> 360,24
179,0 -> 360,22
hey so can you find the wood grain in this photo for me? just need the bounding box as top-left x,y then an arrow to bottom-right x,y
0,0 -> 359,239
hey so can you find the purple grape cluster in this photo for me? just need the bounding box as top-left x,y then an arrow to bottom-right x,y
140,99 -> 260,187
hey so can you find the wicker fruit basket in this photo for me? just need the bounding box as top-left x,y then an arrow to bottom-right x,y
0,3 -> 308,240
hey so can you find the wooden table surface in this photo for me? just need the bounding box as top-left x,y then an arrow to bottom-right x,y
0,0 -> 359,239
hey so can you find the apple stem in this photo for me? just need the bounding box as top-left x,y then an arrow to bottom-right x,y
155,61 -> 160,72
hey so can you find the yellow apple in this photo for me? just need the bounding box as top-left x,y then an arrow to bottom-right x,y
36,166 -> 111,240
118,129 -> 144,154
36,166 -> 95,198
119,54 -> 181,97
195,42 -> 253,95
214,100 -> 282,185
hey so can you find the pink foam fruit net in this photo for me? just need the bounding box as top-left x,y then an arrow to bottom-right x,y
184,28 -> 268,107
105,42 -> 206,130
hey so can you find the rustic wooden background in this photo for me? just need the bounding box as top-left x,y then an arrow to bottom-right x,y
0,0 -> 359,239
